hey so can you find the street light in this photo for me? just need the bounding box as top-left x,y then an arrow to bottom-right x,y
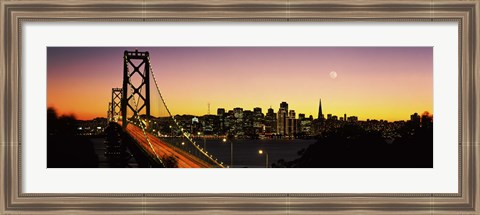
258,149 -> 269,168
223,138 -> 233,168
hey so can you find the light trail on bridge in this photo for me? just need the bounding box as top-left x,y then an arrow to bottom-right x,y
108,50 -> 224,168
119,122 -> 212,168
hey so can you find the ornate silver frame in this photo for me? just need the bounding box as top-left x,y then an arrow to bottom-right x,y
1,0 -> 478,214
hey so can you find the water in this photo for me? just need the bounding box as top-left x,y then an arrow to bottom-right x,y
193,139 -> 316,168
91,137 -> 315,168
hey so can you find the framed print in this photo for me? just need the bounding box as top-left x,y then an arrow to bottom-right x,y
1,0 -> 479,214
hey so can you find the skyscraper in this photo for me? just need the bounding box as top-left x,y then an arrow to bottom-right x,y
298,113 -> 305,120
280,102 -> 288,112
287,110 -> 297,136
265,107 -> 276,133
233,107 -> 243,119
266,107 -> 275,117
277,102 -> 297,137
318,99 -> 324,120
277,106 -> 287,135
217,108 -> 226,132
217,108 -> 225,117
253,107 -> 263,117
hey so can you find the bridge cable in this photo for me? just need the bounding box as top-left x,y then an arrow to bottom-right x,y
147,57 -> 225,168
125,56 -> 165,167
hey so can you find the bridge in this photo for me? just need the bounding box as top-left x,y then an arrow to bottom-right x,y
105,50 -> 225,168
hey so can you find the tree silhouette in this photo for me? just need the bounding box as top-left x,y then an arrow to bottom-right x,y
47,107 -> 99,167
273,112 -> 433,168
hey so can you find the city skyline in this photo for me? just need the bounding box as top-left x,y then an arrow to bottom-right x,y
47,47 -> 433,121
156,100 -> 426,123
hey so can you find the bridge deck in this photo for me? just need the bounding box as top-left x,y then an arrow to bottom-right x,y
120,122 -> 213,168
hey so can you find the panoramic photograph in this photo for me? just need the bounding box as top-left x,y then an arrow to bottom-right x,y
47,47 -> 433,168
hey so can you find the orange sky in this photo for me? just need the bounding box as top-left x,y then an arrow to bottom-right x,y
47,47 -> 433,121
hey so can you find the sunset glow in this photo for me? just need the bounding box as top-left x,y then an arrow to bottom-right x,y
47,47 -> 433,121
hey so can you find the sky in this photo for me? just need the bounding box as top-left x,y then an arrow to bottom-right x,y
47,47 -> 433,121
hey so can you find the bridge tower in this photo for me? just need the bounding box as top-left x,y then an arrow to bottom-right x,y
107,102 -> 112,121
111,88 -> 122,121
121,50 -> 150,128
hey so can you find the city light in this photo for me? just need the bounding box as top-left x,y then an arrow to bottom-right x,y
258,149 -> 269,168
47,48 -> 434,169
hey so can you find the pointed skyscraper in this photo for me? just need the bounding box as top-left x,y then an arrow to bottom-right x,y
318,99 -> 324,120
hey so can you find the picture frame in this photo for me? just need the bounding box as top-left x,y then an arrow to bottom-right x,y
1,0 -> 478,214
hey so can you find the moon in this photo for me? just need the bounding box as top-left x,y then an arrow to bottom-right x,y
329,71 -> 338,79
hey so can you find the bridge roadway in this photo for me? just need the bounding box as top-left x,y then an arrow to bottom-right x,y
118,122 -> 213,168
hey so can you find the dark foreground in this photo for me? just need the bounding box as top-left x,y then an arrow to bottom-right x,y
47,109 -> 433,168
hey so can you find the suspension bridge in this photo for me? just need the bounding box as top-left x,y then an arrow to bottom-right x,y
105,50 -> 225,168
